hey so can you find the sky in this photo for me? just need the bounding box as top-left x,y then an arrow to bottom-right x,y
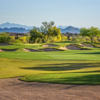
0,0 -> 100,28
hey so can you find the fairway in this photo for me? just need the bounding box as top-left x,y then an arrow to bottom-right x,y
0,49 -> 100,61
0,57 -> 100,84
0,42 -> 100,85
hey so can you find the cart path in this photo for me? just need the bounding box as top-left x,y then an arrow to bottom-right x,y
0,78 -> 100,100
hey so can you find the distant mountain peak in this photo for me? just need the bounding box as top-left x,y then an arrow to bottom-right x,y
57,25 -> 68,29
0,22 -> 80,33
59,26 -> 80,33
0,22 -> 33,29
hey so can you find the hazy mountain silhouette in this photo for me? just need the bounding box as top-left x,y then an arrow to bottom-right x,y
57,25 -> 68,29
0,22 -> 80,33
0,22 -> 33,29
60,26 -> 80,33
0,28 -> 30,33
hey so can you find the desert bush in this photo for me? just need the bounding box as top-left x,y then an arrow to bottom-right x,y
61,34 -> 67,41
85,36 -> 91,43
14,39 -> 22,43
0,32 -> 11,43
92,37 -> 98,43
97,36 -> 100,43
19,36 -> 27,43
10,36 -> 15,43
26,36 -> 30,43
42,35 -> 48,43
72,36 -> 85,43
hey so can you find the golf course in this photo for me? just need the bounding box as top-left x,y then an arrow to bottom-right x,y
0,22 -> 100,100
0,41 -> 100,85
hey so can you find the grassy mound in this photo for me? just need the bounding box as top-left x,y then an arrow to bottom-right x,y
20,73 -> 100,85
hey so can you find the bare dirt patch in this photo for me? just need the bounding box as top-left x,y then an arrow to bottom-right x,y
80,43 -> 94,48
40,48 -> 62,52
42,44 -> 58,47
23,48 -> 39,52
0,78 -> 100,100
0,43 -> 12,46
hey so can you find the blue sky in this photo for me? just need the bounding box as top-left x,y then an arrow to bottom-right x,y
0,0 -> 100,28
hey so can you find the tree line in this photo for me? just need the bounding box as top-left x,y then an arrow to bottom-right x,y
29,21 -> 62,43
0,21 -> 100,44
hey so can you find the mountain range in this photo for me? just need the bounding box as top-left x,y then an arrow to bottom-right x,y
0,22 -> 80,33
0,22 -> 33,29
0,28 -> 29,33
60,26 -> 80,33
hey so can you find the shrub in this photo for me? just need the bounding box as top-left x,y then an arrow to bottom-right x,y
14,39 -> 22,43
61,34 -> 67,41
19,36 -> 27,43
10,36 -> 15,43
92,37 -> 98,43
97,36 -> 100,43
85,36 -> 91,43
0,32 -> 11,43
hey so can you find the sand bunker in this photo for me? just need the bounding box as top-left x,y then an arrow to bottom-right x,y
23,48 -> 39,52
42,44 -> 58,47
0,49 -> 3,52
0,43 -> 12,46
59,44 -> 81,50
66,45 -> 81,50
40,48 -> 61,52
1,49 -> 18,51
80,43 -> 94,48
59,47 -> 68,50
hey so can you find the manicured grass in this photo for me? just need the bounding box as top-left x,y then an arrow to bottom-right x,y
0,58 -> 100,84
0,43 -> 43,49
20,73 -> 100,85
0,42 -> 100,85
0,50 -> 100,61
0,42 -> 100,61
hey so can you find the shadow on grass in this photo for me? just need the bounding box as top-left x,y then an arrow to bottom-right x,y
21,62 -> 100,71
55,41 -> 76,43
77,52 -> 100,54
21,73 -> 100,85
46,74 -> 100,85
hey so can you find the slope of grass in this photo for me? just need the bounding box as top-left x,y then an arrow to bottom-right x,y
20,73 -> 100,85
0,58 -> 100,84
0,42 -> 100,85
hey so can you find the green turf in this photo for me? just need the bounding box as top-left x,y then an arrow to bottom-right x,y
0,42 -> 100,61
0,42 -> 100,85
0,58 -> 100,85
20,73 -> 100,85
0,50 -> 100,61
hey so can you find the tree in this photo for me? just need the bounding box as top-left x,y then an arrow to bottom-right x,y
0,32 -> 11,43
39,21 -> 55,35
80,27 -> 100,43
29,28 -> 43,43
41,21 -> 61,42
47,26 -> 61,42
29,21 -> 61,43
